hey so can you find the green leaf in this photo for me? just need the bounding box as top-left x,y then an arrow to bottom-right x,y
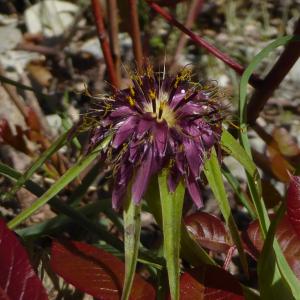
122,196 -> 142,300
221,130 -> 259,191
222,164 -> 256,218
145,177 -> 214,267
158,169 -> 185,300
204,148 -> 248,275
7,136 -> 111,229
258,204 -> 297,299
238,35 -> 300,298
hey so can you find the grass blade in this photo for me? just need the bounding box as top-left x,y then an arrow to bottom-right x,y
238,35 -> 300,297
122,196 -> 142,300
7,136 -> 111,229
204,148 -> 248,275
158,169 -> 185,300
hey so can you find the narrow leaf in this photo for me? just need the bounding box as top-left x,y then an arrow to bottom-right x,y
204,148 -> 248,275
7,136 -> 111,229
158,169 -> 185,300
122,196 -> 142,300
238,35 -> 300,297
257,205 -> 296,299
145,177 -> 214,267
0,218 -> 48,300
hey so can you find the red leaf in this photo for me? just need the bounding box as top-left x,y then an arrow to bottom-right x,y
0,119 -> 29,154
0,218 -> 48,300
287,176 -> 300,238
50,240 -> 155,300
245,215 -> 300,279
184,212 -> 232,253
180,265 -> 245,300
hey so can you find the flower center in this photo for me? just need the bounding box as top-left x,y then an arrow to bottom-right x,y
145,91 -> 176,127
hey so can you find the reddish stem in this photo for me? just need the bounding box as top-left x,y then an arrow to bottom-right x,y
147,1 -> 262,88
107,0 -> 121,83
128,0 -> 144,71
91,0 -> 119,87
247,18 -> 300,125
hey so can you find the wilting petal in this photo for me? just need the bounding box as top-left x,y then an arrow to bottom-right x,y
137,118 -> 153,138
168,166 -> 181,192
129,141 -> 140,163
202,131 -> 214,149
169,90 -> 186,109
176,103 -> 206,118
110,106 -> 135,118
183,139 -> 203,178
185,173 -> 203,208
175,151 -> 185,175
112,116 -> 138,148
132,147 -> 153,204
112,183 -> 126,210
154,122 -> 168,157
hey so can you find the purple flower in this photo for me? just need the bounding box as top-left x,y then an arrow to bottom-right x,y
86,65 -> 226,209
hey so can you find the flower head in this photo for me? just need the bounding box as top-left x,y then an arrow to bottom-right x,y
86,65 -> 226,209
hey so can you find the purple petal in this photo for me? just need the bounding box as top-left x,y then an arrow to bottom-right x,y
175,151 -> 185,175
169,89 -> 186,109
185,173 -> 203,208
202,131 -> 214,149
112,162 -> 133,209
183,139 -> 203,178
153,122 -> 168,157
129,141 -> 140,163
112,183 -> 126,210
132,147 -> 153,204
110,106 -> 135,118
176,103 -> 206,118
112,116 -> 138,148
168,166 -> 181,192
136,118 -> 153,138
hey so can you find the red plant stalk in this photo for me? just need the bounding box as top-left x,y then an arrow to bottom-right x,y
128,0 -> 144,71
91,0 -> 119,87
147,1 -> 262,88
247,18 -> 300,125
107,0 -> 121,83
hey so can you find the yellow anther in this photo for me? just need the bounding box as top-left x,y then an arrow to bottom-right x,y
149,90 -> 156,100
129,86 -> 135,96
127,96 -> 135,107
